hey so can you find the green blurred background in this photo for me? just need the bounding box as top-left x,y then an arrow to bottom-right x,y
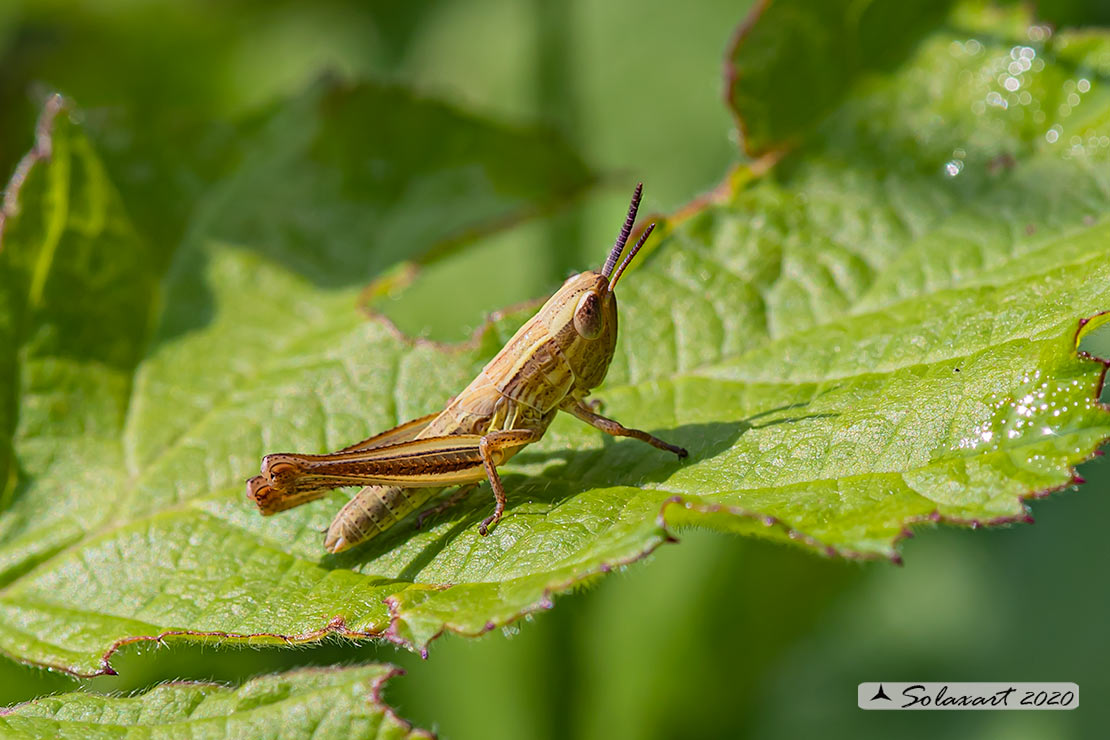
1,1 -> 1108,738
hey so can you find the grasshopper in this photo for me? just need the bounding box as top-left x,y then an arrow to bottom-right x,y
247,184 -> 687,553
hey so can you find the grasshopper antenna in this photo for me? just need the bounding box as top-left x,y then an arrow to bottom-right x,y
608,222 -> 655,290
601,182 -> 643,279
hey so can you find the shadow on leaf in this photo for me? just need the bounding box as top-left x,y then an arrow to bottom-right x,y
320,406 -> 839,578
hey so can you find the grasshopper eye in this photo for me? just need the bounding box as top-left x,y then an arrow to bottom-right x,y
573,291 -> 603,339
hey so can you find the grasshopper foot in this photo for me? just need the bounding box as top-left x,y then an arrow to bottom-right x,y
478,511 -> 501,536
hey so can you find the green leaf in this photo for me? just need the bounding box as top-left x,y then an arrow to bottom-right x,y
0,664 -> 431,739
0,83 -> 594,674
1,1 -> 1108,676
725,0 -> 954,155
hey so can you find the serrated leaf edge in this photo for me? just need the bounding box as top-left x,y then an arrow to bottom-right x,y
0,663 -> 435,739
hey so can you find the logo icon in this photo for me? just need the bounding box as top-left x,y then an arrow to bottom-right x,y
870,684 -> 892,702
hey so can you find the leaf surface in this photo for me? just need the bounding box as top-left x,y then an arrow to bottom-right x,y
725,0 -> 954,155
0,2 -> 1108,674
0,664 -> 431,739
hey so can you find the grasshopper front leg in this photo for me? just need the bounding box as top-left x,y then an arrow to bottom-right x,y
561,397 -> 688,458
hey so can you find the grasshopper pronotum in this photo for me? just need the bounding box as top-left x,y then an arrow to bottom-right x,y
248,184 -> 687,553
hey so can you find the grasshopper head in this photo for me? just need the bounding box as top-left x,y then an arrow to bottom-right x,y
542,270 -> 618,389
542,184 -> 656,390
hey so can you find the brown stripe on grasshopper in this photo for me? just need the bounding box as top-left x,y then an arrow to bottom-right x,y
248,184 -> 687,553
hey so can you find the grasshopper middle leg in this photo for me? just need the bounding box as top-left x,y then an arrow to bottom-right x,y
477,428 -> 541,535
416,483 -> 479,529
